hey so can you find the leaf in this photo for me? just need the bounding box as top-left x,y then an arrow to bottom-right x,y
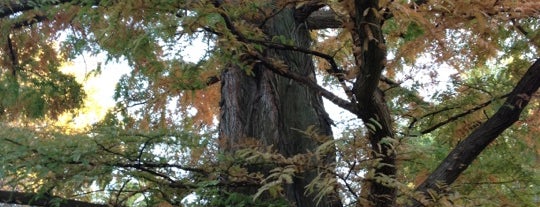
403,22 -> 425,41
253,180 -> 281,201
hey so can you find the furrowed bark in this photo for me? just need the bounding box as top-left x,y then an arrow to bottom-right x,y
218,2 -> 342,206
408,59 -> 540,207
265,8 -> 341,206
349,0 -> 396,206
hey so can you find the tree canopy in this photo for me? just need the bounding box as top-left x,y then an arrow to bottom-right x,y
0,0 -> 539,206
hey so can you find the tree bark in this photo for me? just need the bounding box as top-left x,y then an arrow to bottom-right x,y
219,5 -> 342,207
349,0 -> 397,206
407,58 -> 540,206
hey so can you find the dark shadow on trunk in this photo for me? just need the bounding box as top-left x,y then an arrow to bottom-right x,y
219,7 -> 342,207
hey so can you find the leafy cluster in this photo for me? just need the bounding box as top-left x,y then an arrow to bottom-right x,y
0,0 -> 538,206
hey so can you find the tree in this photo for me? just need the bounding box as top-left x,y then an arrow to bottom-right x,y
0,0 -> 539,206
217,2 -> 342,206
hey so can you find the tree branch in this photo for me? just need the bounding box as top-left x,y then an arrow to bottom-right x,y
9,14 -> 48,29
306,9 -> 344,29
212,1 -> 358,114
6,32 -> 18,77
251,51 -> 360,115
408,58 -> 540,207
347,1 -> 399,206
293,0 -> 325,21
0,0 -> 73,18
212,1 -> 345,81
411,94 -> 509,135
0,190 -> 108,207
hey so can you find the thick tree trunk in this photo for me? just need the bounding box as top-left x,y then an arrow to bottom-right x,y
219,6 -> 342,207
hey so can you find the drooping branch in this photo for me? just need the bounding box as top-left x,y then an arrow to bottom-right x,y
408,58 -> 540,207
2,0 -> 341,28
3,136 -> 210,182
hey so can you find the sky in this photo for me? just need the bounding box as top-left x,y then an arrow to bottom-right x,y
57,54 -> 130,129
53,35 -> 457,135
54,36 -> 209,130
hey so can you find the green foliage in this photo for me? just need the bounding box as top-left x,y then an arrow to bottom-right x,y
0,0 -> 539,206
402,22 -> 425,42
189,189 -> 289,207
0,68 -> 85,119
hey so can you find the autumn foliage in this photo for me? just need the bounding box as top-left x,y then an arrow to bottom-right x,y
0,0 -> 539,207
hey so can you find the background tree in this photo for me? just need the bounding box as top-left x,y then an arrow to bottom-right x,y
0,0 -> 538,207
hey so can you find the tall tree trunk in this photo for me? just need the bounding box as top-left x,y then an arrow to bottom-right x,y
347,0 -> 397,206
356,90 -> 396,207
219,6 -> 342,207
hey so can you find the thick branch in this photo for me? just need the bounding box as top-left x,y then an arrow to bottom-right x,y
306,9 -> 344,29
301,0 -> 428,29
409,59 -> 540,207
0,0 -> 72,18
251,51 -> 359,115
212,2 -> 344,72
0,190 -> 107,207
10,14 -> 48,29
293,0 -> 325,21
351,3 -> 386,106
347,0 -> 398,206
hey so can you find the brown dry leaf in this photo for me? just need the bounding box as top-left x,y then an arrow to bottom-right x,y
414,169 -> 430,186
